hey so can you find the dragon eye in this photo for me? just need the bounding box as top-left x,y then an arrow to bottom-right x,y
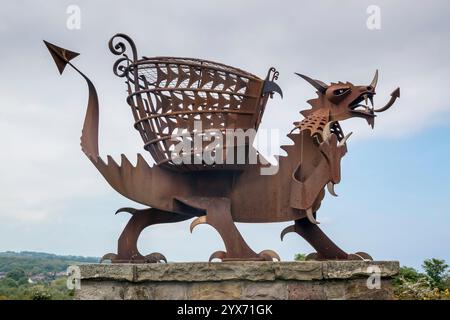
333,88 -> 350,96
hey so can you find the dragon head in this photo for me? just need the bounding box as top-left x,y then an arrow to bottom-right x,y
296,71 -> 400,130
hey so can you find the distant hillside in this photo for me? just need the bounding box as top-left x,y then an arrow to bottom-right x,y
0,251 -> 99,275
0,251 -> 99,300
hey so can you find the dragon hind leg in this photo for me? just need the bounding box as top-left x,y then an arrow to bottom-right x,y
176,197 -> 280,262
101,207 -> 190,263
281,216 -> 373,261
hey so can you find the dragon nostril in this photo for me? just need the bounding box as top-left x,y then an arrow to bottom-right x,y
366,86 -> 372,91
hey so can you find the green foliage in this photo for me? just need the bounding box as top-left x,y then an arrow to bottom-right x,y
0,251 -> 97,300
422,258 -> 449,290
392,266 -> 424,287
394,258 -> 450,300
294,253 -> 307,261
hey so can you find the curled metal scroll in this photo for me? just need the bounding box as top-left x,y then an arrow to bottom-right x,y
109,33 -> 139,78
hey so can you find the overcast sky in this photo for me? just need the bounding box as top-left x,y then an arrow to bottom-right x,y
0,0 -> 449,269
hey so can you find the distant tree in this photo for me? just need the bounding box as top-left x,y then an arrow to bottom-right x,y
422,258 -> 449,290
0,277 -> 19,288
6,269 -> 26,282
294,253 -> 307,261
392,266 -> 425,288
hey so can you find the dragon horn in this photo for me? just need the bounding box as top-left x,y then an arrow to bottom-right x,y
295,73 -> 328,94
44,40 -> 79,74
370,69 -> 379,89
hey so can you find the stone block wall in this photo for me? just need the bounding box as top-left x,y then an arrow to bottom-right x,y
74,261 -> 399,300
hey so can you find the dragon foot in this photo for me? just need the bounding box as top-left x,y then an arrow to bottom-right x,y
100,253 -> 118,263
302,251 -> 373,261
99,207 -> 190,264
258,250 -> 281,262
208,250 -> 281,262
144,252 -> 167,263
100,252 -> 167,263
281,220 -> 353,260
348,252 -> 373,261
182,197 -> 276,262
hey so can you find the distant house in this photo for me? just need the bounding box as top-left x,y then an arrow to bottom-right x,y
30,274 -> 47,282
0,272 -> 6,279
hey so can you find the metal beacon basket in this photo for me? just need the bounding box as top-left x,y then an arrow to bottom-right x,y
109,34 -> 280,172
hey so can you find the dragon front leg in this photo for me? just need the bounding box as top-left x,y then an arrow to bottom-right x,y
175,197 -> 280,262
281,217 -> 373,261
101,207 -> 190,263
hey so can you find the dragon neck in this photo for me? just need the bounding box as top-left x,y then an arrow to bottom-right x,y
279,109 -> 346,164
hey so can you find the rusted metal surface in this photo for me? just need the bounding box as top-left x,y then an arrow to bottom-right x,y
108,34 -> 282,171
45,34 -> 399,263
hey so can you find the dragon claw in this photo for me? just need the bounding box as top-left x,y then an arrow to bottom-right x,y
259,250 -> 281,262
305,253 -> 318,261
304,252 -> 373,261
115,207 -> 140,215
100,253 -> 118,263
145,252 -> 167,263
190,216 -> 207,233
280,225 -> 296,241
209,251 -> 227,262
355,252 -> 373,260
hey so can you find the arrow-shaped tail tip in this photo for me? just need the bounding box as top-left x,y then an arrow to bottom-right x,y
392,87 -> 400,98
43,40 -> 80,75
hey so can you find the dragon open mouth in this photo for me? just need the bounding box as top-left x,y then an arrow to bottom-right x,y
349,92 -> 376,128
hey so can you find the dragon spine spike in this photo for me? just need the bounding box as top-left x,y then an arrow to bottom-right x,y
280,145 -> 291,153
286,133 -> 297,140
136,153 -> 150,169
120,154 -> 133,168
107,155 -> 119,168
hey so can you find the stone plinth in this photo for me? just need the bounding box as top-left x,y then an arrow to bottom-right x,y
74,261 -> 399,300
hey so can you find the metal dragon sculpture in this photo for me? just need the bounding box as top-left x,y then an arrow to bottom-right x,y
44,34 -> 400,263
